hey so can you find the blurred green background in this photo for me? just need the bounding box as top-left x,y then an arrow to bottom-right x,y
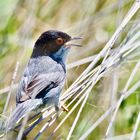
0,0 -> 140,140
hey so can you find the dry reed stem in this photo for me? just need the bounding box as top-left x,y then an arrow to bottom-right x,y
130,112 -> 140,140
105,59 -> 140,138
79,79 -> 140,140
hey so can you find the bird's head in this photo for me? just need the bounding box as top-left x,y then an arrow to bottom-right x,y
32,30 -> 82,62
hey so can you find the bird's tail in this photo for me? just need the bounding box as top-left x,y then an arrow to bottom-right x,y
0,114 -> 9,137
7,99 -> 42,130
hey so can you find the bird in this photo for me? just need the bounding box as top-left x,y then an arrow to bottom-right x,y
7,30 -> 82,130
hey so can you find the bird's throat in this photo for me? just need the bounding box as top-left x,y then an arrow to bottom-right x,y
50,47 -> 70,64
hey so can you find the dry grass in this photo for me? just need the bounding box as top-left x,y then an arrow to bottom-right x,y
0,0 -> 140,140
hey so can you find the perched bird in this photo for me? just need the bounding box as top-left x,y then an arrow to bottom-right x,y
8,30 -> 82,129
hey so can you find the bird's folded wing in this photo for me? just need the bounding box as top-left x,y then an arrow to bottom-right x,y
19,72 -> 61,102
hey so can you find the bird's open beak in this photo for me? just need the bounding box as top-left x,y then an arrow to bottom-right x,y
64,37 -> 82,47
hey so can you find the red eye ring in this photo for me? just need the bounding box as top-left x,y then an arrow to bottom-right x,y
56,38 -> 64,45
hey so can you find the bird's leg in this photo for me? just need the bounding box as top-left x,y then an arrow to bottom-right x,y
60,102 -> 69,112
55,100 -> 68,112
54,101 -> 68,119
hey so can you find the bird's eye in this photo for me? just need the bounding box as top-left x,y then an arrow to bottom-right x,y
56,38 -> 64,45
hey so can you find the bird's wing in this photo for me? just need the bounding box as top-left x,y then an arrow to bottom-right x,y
16,68 -> 65,103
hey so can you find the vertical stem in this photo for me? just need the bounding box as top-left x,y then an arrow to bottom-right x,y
3,61 -> 19,114
130,112 -> 140,140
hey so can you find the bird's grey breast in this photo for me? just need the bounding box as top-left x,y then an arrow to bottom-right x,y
28,56 -> 65,75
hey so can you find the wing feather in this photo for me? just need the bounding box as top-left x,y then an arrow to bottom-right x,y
17,70 -> 65,103
16,57 -> 65,103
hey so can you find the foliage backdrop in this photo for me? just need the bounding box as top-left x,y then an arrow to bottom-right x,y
0,0 -> 140,140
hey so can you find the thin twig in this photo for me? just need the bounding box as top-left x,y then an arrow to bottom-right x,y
105,59 -> 140,138
3,61 -> 19,114
130,112 -> 140,140
79,79 -> 140,140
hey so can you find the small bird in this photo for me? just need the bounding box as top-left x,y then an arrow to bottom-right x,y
8,30 -> 82,129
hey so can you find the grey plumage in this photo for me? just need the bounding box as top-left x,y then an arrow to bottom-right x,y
16,56 -> 66,103
7,99 -> 43,130
7,30 -> 81,130
7,30 -> 70,129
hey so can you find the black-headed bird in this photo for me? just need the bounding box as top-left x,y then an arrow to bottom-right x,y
8,30 -> 82,129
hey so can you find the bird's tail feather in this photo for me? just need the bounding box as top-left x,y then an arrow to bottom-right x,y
0,114 -> 9,137
7,99 -> 42,130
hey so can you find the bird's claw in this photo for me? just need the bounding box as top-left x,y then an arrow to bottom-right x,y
61,104 -> 69,112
